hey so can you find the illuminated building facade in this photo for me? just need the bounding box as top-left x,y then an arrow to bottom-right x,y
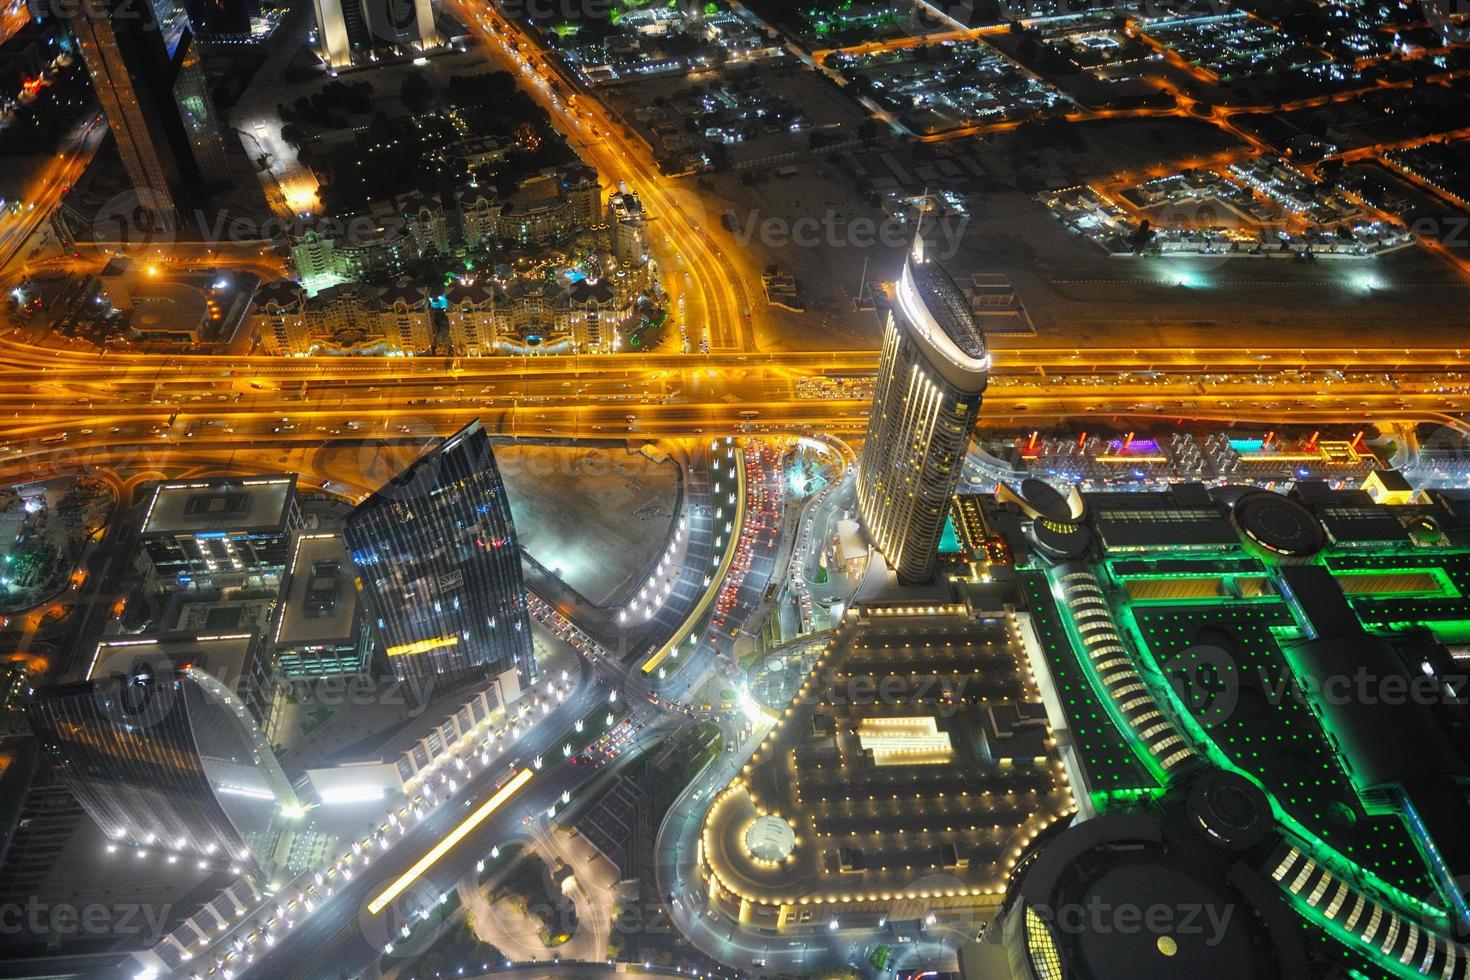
312,0 -> 437,68
456,185 -> 501,246
171,31 -> 232,186
377,282 -> 434,353
344,421 -> 535,691
249,280 -> 435,355
25,634 -> 299,880
288,216 -> 413,281
140,475 -> 300,592
249,279 -> 309,355
400,192 -> 451,255
444,282 -> 498,356
442,277 -> 625,356
493,168 -> 602,247
857,239 -> 989,584
608,189 -> 649,266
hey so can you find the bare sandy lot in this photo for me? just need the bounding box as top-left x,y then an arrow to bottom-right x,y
496,443 -> 679,607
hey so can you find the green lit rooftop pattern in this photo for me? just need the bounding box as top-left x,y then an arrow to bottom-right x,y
1109,556 -> 1269,577
1302,924 -> 1388,979
1127,601 -> 1437,900
1326,551 -> 1470,642
1017,571 -> 1158,801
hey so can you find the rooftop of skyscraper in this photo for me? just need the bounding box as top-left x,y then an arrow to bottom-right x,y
86,632 -> 260,687
274,533 -> 359,648
909,258 -> 988,363
142,475 -> 296,537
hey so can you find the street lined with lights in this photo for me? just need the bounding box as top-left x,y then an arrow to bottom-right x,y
366,767 -> 533,916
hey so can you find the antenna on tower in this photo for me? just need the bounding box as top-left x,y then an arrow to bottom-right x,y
911,187 -> 930,265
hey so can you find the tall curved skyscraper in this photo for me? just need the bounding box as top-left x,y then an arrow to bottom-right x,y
345,421 -> 535,692
857,238 -> 989,584
26,635 -> 299,880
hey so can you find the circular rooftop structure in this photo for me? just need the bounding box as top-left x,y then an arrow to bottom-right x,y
1020,478 -> 1074,521
1030,517 -> 1092,562
1074,860 -> 1258,977
1230,491 -> 1326,559
745,815 -> 796,863
1004,812 -> 1307,980
1186,769 -> 1274,852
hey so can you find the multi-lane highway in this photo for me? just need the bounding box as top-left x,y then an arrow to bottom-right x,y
4,344 -> 1469,491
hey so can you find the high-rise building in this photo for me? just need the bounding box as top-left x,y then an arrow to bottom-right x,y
313,0 -> 436,68
25,634 -> 299,880
857,237 -> 989,584
171,30 -> 232,186
72,0 -> 231,217
564,166 -> 602,227
345,421 -> 535,692
608,189 -> 649,267
139,475 -> 300,592
272,532 -> 375,684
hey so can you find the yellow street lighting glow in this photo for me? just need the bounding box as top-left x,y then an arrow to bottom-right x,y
367,768 -> 532,915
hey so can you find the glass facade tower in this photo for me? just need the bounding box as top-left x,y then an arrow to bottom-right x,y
345,420 -> 535,692
25,637 -> 298,880
857,239 -> 990,584
172,31 -> 232,187
73,0 -> 231,217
